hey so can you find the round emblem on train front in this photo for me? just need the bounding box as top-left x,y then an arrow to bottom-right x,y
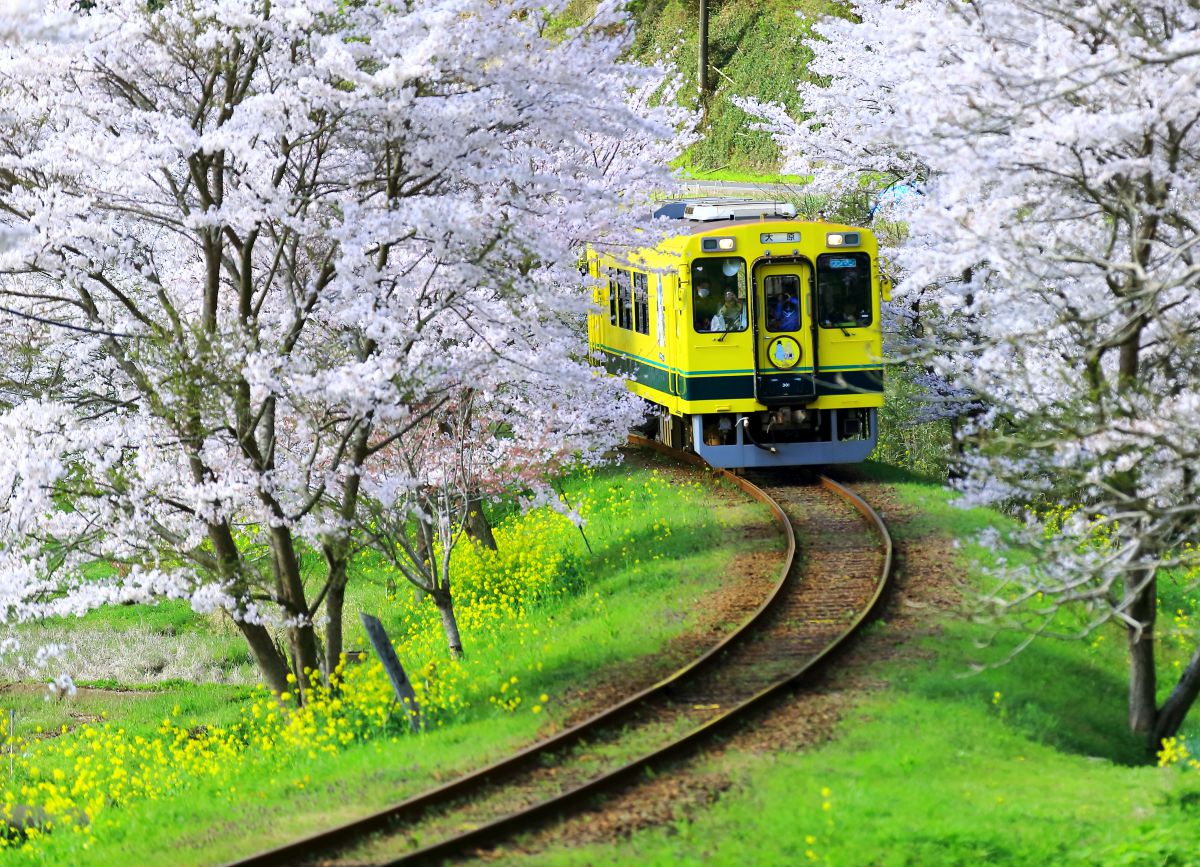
767,336 -> 802,370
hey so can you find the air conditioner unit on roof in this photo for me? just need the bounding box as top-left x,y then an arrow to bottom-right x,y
682,200 -> 797,222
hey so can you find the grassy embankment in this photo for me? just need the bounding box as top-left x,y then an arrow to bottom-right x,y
625,0 -> 837,175
551,0 -> 833,177
0,456 -> 780,866
527,463 -> 1200,865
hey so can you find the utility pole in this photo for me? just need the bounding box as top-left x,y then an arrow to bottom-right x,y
698,0 -> 709,101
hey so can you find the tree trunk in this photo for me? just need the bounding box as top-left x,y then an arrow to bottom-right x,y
270,526 -> 321,700
235,620 -> 291,695
1125,568 -> 1158,738
325,427 -> 370,678
412,521 -> 434,604
201,518 -> 297,697
287,626 -> 321,702
947,267 -> 979,483
430,587 -> 464,659
947,413 -> 966,481
1153,642 -> 1200,746
465,496 -> 497,551
324,555 -> 348,681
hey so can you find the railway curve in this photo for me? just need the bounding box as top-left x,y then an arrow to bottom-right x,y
227,442 -> 891,866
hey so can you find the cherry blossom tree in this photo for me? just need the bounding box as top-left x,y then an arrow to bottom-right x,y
359,368 -> 638,660
0,0 -> 679,698
756,0 -> 1200,746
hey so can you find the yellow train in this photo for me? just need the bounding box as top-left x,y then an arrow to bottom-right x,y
587,200 -> 888,468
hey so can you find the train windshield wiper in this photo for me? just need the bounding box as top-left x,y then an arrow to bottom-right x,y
822,317 -> 854,337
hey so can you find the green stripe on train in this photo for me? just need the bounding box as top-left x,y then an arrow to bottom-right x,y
597,348 -> 881,401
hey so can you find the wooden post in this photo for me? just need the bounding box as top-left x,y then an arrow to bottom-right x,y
360,613 -> 422,733
698,0 -> 709,100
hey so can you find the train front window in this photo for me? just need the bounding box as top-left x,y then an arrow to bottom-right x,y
692,257 -> 747,333
816,253 -> 872,329
764,274 -> 801,333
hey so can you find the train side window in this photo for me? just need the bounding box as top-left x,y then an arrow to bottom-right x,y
816,253 -> 872,329
633,272 -> 649,335
764,274 -> 802,333
616,269 -> 633,330
608,272 -> 617,325
691,257 -> 747,333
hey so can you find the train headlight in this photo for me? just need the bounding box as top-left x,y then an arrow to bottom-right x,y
826,232 -> 861,247
701,237 -> 737,252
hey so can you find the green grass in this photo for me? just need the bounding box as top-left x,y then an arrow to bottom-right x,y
0,682 -> 253,748
537,694 -> 1170,866
516,463 -> 1200,866
676,167 -> 812,185
0,455 -> 782,866
18,462 -> 1200,865
66,599 -> 201,636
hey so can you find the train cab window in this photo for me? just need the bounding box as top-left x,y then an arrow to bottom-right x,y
764,274 -> 802,333
692,258 -> 747,333
615,269 -> 633,330
816,252 -> 873,329
633,272 -> 650,335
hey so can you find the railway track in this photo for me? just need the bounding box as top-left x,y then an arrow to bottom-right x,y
228,443 -> 892,866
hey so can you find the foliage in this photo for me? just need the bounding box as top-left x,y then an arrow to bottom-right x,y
0,0 -> 683,693
748,0 -> 1200,744
0,460 -> 764,862
875,362 -> 953,480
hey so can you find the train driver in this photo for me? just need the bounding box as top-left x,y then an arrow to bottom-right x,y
710,290 -> 746,332
694,281 -> 720,330
769,295 -> 799,331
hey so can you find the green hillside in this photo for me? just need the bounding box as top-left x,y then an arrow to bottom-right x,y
629,0 -> 838,173
553,0 -> 840,174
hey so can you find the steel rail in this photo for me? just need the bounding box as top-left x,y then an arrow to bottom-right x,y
227,439 -> 795,867
380,463 -> 893,866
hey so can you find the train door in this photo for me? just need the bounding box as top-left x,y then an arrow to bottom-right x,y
658,272 -> 686,447
753,261 -> 816,404
656,272 -> 678,408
